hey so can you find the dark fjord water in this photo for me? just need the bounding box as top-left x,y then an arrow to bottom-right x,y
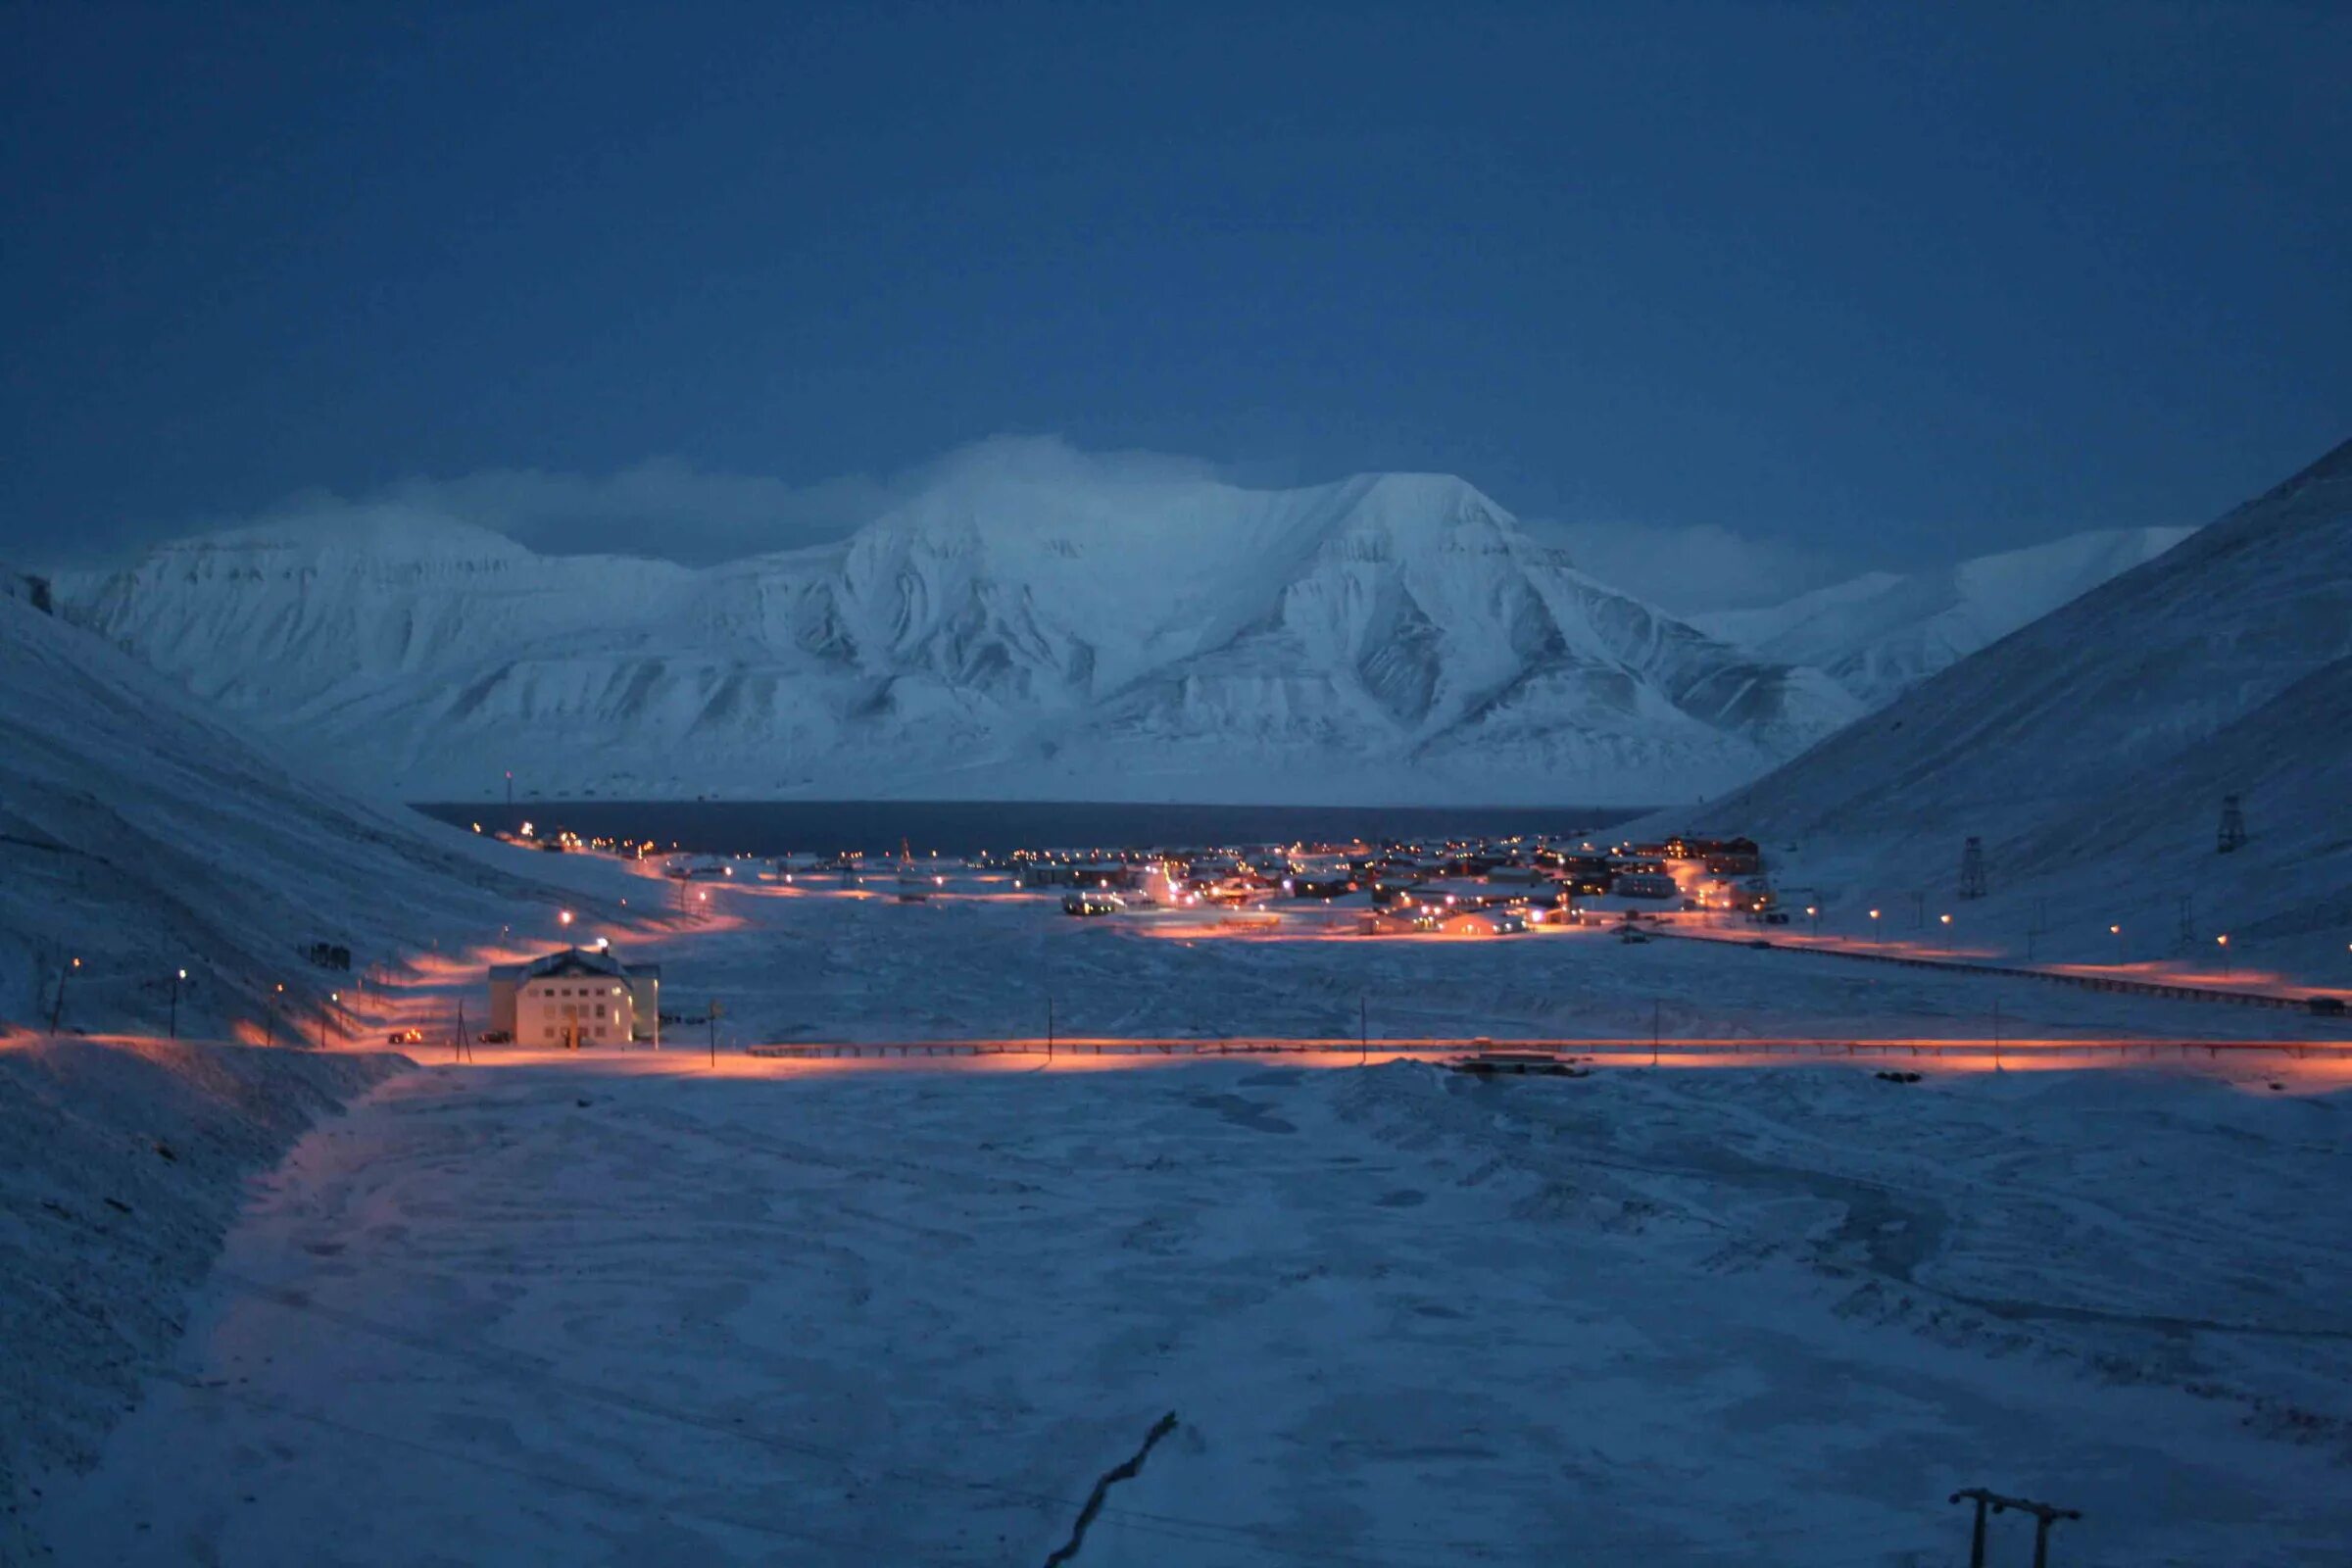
416,800 -> 1647,858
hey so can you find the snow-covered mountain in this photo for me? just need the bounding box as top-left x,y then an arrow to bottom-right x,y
56,464 -> 1863,805
1662,437 -> 2352,973
1692,526 -> 2194,707
0,582 -> 611,1039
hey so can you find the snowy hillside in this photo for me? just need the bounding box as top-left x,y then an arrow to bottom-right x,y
0,589 -> 610,1040
1692,525 -> 2194,706
1669,437 -> 2352,976
56,460 -> 1861,805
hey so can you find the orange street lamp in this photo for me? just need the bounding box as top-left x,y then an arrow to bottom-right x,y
169,967 -> 187,1040
2217,933 -> 2231,976
49,956 -> 80,1033
559,909 -> 574,927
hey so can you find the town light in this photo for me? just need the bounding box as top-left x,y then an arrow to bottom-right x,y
559,909 -> 574,926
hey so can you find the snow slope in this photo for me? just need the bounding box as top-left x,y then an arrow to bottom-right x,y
0,1039 -> 410,1565
1666,437 -> 2352,976
55,463 -> 1861,805
0,588 -> 612,1041
1692,525 -> 2194,707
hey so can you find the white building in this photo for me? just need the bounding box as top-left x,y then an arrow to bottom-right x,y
491,946 -> 661,1047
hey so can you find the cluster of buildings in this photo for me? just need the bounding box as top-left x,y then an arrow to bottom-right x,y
998,833 -> 1782,935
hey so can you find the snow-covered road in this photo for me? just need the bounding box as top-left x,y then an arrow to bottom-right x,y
39,1054 -> 2352,1566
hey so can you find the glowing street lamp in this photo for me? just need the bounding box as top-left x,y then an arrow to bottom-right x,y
2217,933 -> 2231,976
559,909 -> 574,928
321,991 -> 340,1050
169,967 -> 187,1040
1868,908 -> 1882,945
49,956 -> 80,1033
2110,924 -> 2123,964
1806,905 -> 1819,938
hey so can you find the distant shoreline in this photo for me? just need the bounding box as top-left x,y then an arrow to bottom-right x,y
414,799 -> 1653,858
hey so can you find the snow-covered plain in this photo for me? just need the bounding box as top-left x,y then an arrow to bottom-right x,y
18,849 -> 2352,1567
33,1045 -> 2352,1567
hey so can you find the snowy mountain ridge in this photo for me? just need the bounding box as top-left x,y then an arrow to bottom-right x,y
58,465 -> 1865,805
1665,435 -> 2352,971
1692,525 -> 2196,707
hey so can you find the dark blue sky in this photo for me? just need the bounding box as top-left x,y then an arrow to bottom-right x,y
4,2 -> 2346,576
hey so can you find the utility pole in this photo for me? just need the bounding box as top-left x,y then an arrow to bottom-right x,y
2217,793 -> 2247,854
49,956 -> 77,1034
1359,992 -> 1368,1066
1651,999 -> 1661,1067
1948,1488 -> 2081,1568
1912,891 -> 1926,930
1959,836 -> 1987,901
1047,994 -> 1056,1062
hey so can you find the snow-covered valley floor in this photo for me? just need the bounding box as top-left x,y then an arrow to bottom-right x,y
35,1048 -> 2352,1567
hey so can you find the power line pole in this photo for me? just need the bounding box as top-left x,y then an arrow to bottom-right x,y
2217,793 -> 2247,854
1958,836 -> 1987,901
49,956 -> 77,1034
1948,1488 -> 2081,1568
